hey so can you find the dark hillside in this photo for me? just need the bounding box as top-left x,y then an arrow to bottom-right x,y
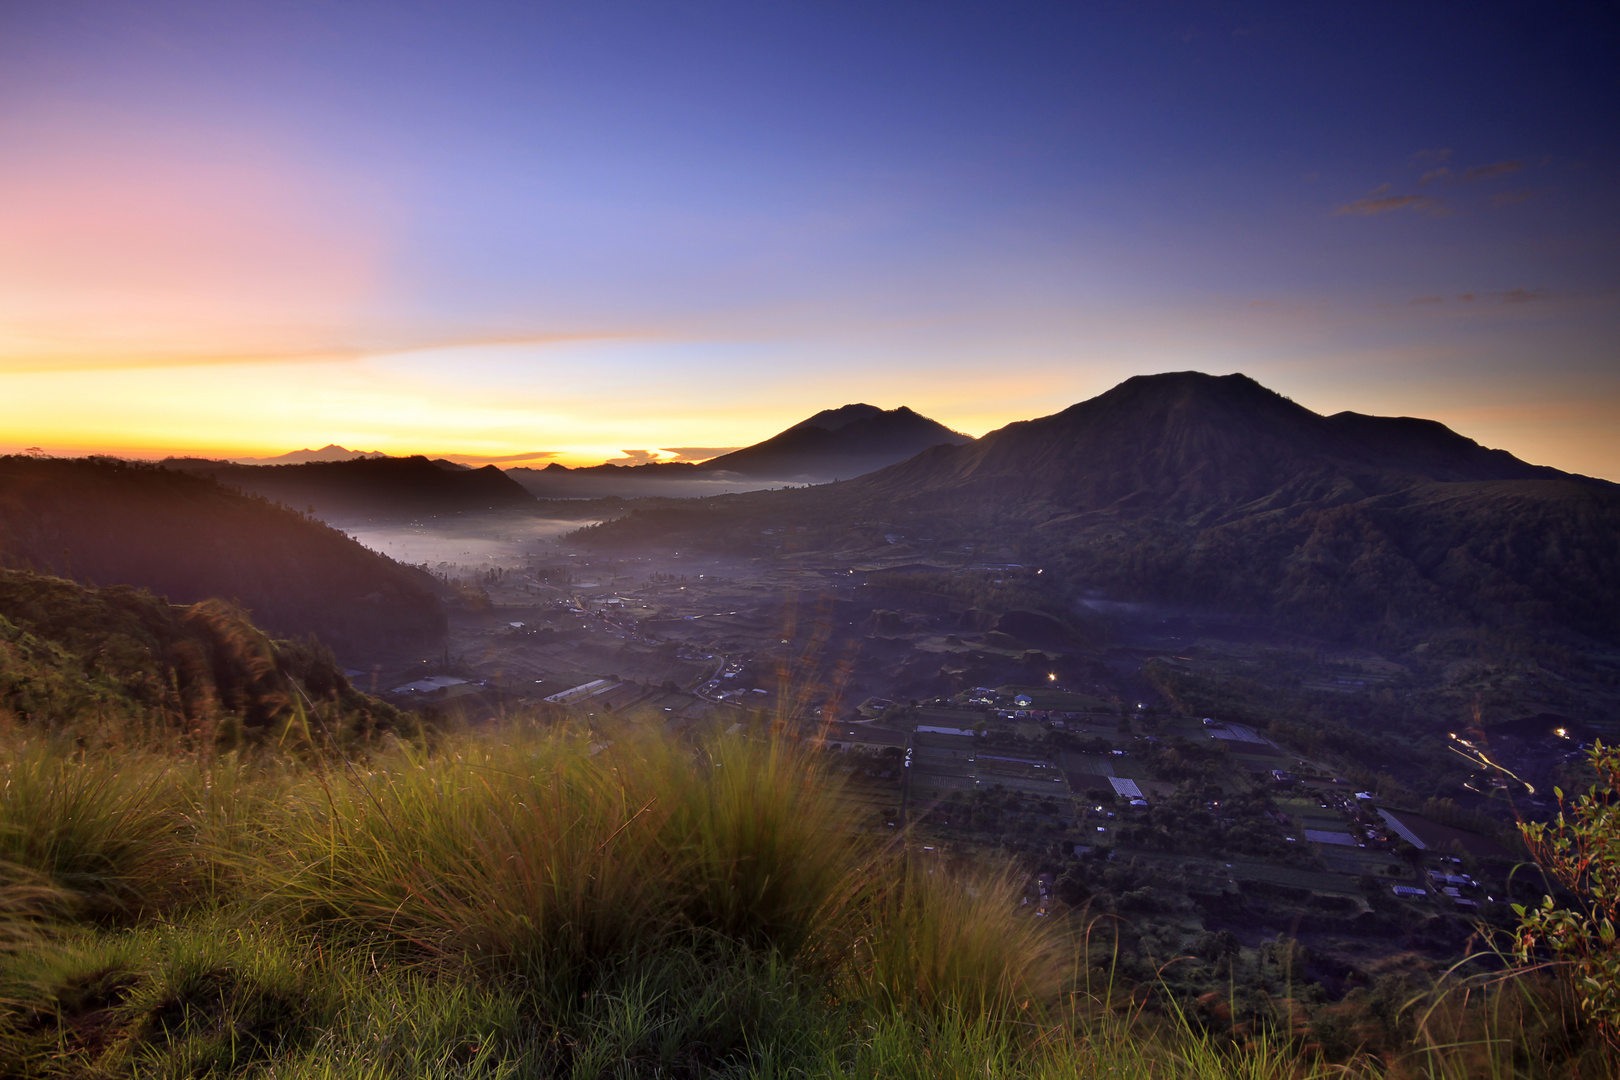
855,373 -> 1575,518
0,457 -> 446,662
164,455 -> 537,520
0,569 -> 414,745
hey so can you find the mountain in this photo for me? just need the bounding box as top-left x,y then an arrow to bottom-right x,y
232,444 -> 387,464
700,403 -> 971,480
857,372 -> 1573,512
583,373 -> 1620,644
506,404 -> 971,500
0,456 -> 446,662
162,455 -> 537,521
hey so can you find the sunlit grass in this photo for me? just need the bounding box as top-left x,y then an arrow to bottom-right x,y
0,723 -> 1610,1078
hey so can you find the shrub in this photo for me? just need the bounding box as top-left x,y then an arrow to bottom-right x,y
1515,740 -> 1620,1054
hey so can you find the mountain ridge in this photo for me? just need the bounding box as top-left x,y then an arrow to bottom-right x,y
581,372 -> 1620,645
850,373 -> 1587,519
162,455 -> 537,520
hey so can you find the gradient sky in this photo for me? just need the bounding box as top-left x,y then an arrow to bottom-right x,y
2,1 -> 1616,475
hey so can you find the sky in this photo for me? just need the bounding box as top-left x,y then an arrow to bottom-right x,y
1,0 -> 1616,475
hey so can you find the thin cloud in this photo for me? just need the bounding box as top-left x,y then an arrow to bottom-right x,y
1460,160 -> 1524,182
442,450 -> 562,464
1491,188 -> 1538,207
1410,290 -> 1559,307
0,328 -> 664,374
604,449 -> 665,466
1497,288 -> 1553,304
1419,168 -> 1450,185
660,446 -> 744,462
1333,184 -> 1442,216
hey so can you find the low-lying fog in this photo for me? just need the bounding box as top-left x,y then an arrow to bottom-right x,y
341,514 -> 587,575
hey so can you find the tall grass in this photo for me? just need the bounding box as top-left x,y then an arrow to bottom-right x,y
258,730 -> 884,990
0,737 -> 197,922
857,862 -> 1062,1021
0,723 -> 1612,1078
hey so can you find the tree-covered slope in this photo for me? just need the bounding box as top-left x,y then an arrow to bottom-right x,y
0,457 -> 446,662
162,454 -> 537,520
0,569 -> 414,746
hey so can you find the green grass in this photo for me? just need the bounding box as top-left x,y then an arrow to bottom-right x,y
0,724 -> 1611,1079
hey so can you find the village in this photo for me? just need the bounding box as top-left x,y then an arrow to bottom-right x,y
358,524 -> 1529,975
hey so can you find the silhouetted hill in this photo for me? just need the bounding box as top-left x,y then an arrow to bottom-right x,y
856,373 -> 1571,515
0,569 -> 416,745
581,373 -> 1620,644
163,455 -> 537,520
0,457 -> 446,662
701,403 -> 970,480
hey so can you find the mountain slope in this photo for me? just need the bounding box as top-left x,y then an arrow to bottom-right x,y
0,457 -> 446,662
506,404 -> 972,499
855,373 -> 1569,517
584,373 -> 1620,644
700,404 -> 970,480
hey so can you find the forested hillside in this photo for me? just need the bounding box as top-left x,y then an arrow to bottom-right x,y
0,569 -> 414,746
0,457 -> 446,662
161,454 -> 537,520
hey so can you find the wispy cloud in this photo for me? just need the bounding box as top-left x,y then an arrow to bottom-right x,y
1408,288 -> 1561,307
1418,167 -> 1450,185
1460,160 -> 1524,182
660,446 -> 744,462
1491,188 -> 1539,207
1498,287 -> 1553,304
0,327 -> 666,375
442,450 -> 561,464
1333,184 -> 1443,216
604,449 -> 667,466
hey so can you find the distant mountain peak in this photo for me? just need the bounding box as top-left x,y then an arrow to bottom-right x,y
233,444 -> 386,465
703,404 -> 971,479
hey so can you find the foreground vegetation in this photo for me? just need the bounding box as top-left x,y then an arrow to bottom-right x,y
0,717 -> 1612,1080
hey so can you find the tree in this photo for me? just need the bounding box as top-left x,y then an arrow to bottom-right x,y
1515,741 -> 1620,1050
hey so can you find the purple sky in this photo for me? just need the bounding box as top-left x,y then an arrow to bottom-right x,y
1,1 -> 1615,474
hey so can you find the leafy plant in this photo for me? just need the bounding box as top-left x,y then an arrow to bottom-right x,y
1515,740 -> 1620,1051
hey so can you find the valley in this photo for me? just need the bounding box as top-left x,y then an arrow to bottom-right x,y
4,371 -> 1618,1071
339,487 -> 1618,1002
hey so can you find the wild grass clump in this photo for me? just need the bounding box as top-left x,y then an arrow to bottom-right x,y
260,730 -> 891,997
857,862 -> 1062,1021
0,738 -> 197,923
0,721 -> 1612,1077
